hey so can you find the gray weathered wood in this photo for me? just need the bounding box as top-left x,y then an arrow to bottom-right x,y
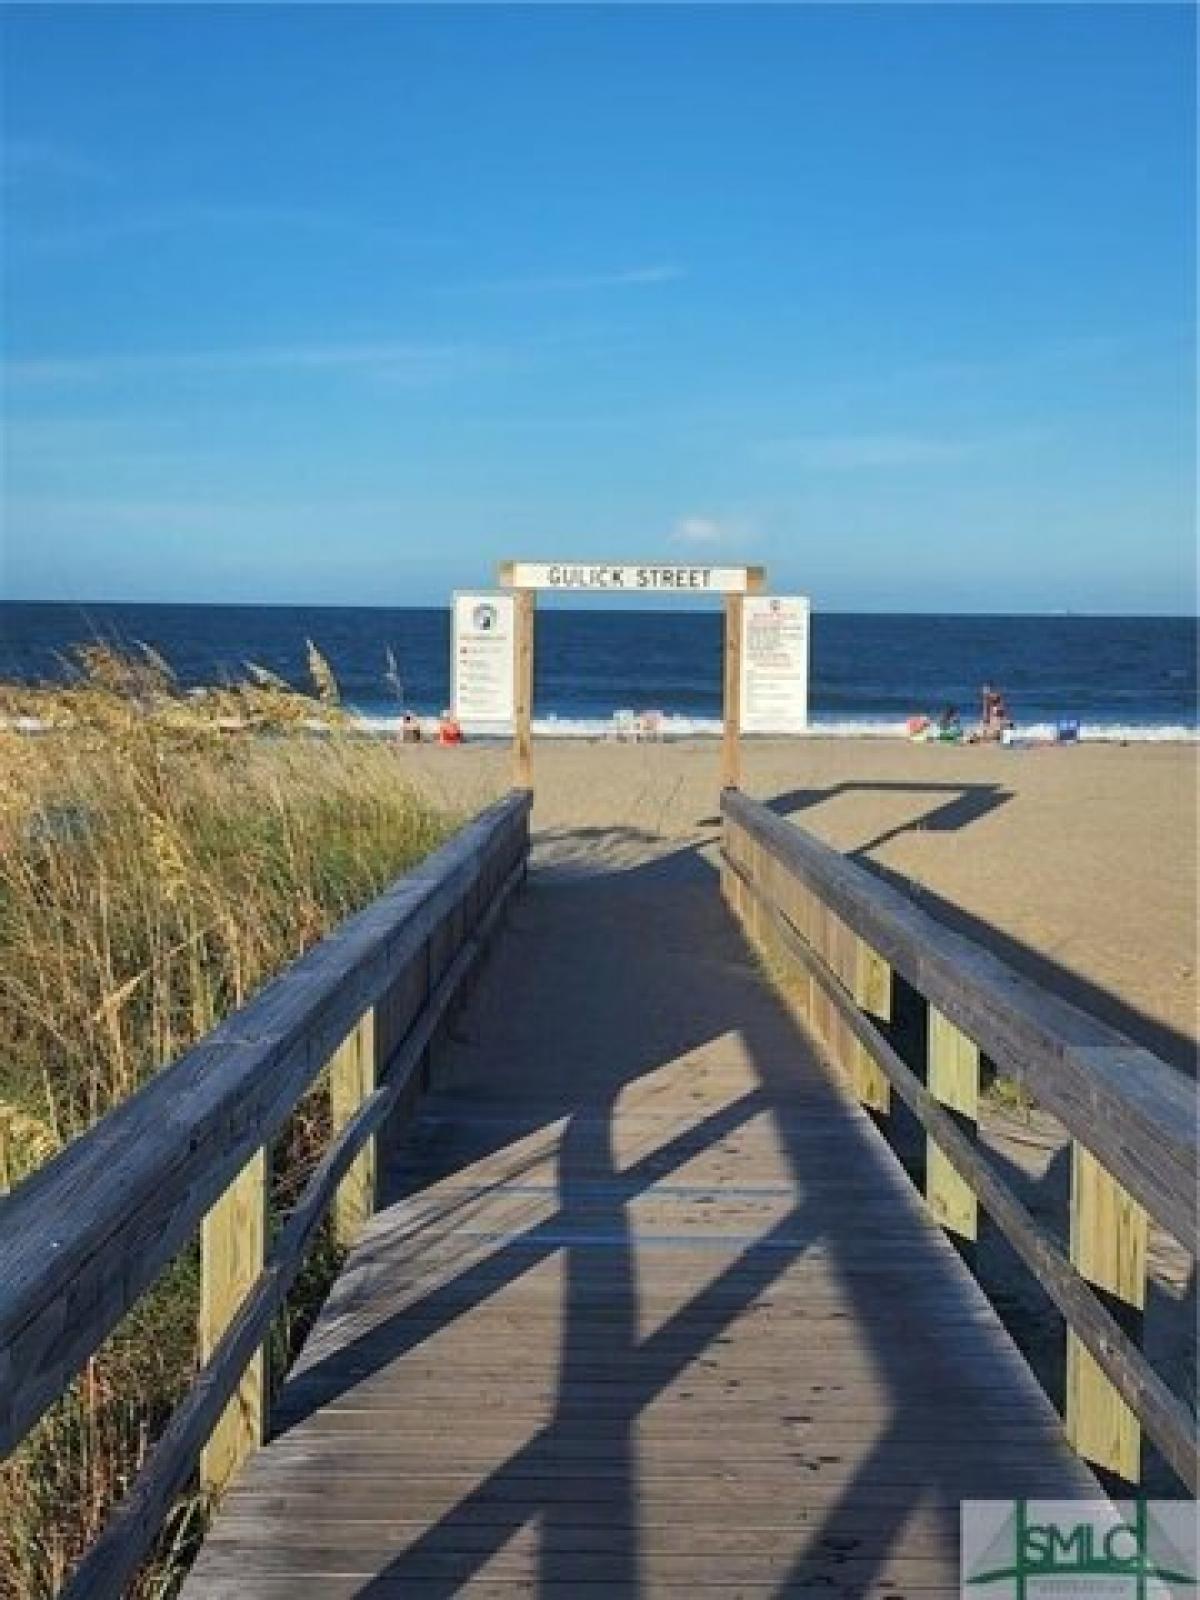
182,839 -> 1095,1597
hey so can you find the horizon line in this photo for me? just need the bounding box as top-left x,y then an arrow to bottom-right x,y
2,596 -> 1195,622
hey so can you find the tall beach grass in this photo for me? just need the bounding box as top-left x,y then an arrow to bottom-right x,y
0,645 -> 461,1596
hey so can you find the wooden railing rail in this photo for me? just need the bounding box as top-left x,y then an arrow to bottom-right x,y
0,789 -> 531,1597
721,789 -> 1198,1493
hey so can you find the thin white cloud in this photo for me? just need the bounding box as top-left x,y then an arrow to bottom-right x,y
671,514 -> 750,547
755,433 -> 973,470
5,340 -> 505,387
445,263 -> 684,294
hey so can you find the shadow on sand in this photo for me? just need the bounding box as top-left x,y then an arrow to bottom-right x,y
704,778 -> 1194,1077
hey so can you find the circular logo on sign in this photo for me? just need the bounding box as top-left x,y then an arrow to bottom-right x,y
473,603 -> 498,632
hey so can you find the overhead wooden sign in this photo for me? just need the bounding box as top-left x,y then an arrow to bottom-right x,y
495,558 -> 770,794
500,561 -> 764,595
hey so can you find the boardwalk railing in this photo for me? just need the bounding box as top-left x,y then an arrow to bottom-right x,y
721,789 -> 1198,1494
0,790 -> 531,1598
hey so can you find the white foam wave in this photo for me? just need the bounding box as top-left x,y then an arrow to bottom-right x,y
4,710 -> 1194,744
348,711 -> 1198,744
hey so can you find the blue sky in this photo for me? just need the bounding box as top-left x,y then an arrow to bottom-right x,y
2,4 -> 1195,612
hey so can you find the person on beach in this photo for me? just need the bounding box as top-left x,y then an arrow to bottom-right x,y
936,705 -> 963,741
979,684 -> 1013,741
400,711 -> 422,744
437,709 -> 463,746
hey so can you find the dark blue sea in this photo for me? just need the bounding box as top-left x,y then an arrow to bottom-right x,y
1,602 -> 1195,741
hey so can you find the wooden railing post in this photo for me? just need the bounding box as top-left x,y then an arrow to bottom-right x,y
1066,1142 -> 1148,1480
330,1010 -> 378,1247
199,1148 -> 267,1494
925,1007 -> 979,1242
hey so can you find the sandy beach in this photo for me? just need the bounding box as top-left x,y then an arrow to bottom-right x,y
403,736 -> 1198,1074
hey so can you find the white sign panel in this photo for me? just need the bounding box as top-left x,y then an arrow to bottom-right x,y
740,595 -> 810,733
504,562 -> 756,594
452,592 -> 515,725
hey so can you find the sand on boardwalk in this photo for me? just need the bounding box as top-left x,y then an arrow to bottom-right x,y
402,735 -> 1198,1073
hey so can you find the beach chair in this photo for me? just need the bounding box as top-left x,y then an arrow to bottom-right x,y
1056,717 -> 1081,744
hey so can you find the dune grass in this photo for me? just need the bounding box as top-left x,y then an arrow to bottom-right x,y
0,645 -> 460,1597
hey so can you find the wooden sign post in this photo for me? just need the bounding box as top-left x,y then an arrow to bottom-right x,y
513,589 -> 535,792
722,593 -> 744,791
498,561 -> 765,795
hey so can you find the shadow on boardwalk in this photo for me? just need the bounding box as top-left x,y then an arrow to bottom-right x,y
221,826 -> 1093,1598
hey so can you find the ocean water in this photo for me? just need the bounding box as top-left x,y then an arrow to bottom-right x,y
1,602 -> 1195,742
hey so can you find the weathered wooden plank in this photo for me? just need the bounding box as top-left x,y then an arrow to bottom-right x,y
722,790 -> 1197,1254
856,940 -> 892,1023
208,1515 -> 960,1556
186,1542 -> 958,1582
1066,1141 -> 1149,1481
926,1006 -> 979,1242
281,1412 -> 1068,1445
200,1147 -> 267,1494
186,1572 -> 964,1598
330,1011 -> 378,1246
849,938 -> 892,1112
198,1480 -> 985,1516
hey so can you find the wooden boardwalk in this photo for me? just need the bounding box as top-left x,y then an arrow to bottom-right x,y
183,834 -> 1095,1598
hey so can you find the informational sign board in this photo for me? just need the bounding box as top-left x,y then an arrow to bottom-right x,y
740,595 -> 810,733
502,561 -> 762,595
451,592 -> 516,726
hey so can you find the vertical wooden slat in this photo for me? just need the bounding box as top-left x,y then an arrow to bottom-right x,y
1066,1142 -> 1148,1480
722,594 -> 743,791
514,588 -> 535,792
200,1147 -> 267,1494
813,901 -> 833,1043
0,1109 -> 11,1194
776,869 -> 813,1022
851,939 -> 892,1112
834,915 -> 856,994
856,941 -> 892,1022
749,839 -> 765,944
330,1010 -> 377,1247
925,1007 -> 979,1241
